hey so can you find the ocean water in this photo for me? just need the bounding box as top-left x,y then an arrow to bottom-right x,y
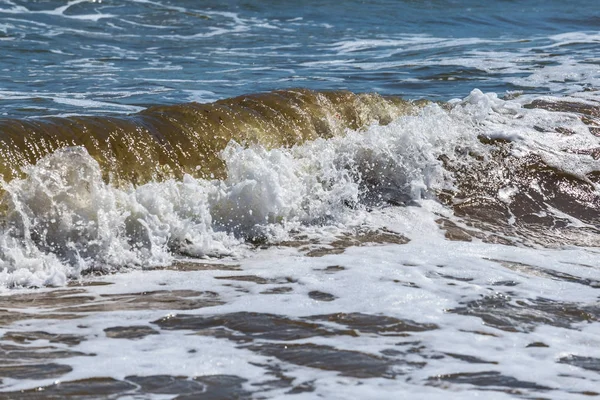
0,0 -> 600,398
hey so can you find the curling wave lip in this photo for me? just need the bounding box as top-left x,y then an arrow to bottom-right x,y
0,89 -> 423,187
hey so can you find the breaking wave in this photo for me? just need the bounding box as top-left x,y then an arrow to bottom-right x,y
1,88 -> 599,287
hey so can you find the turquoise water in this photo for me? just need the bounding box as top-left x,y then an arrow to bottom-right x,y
1,0 -> 599,116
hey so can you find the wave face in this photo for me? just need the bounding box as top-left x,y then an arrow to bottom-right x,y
0,89 -> 416,185
1,89 -> 600,287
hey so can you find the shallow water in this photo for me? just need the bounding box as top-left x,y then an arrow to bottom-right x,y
1,0 -> 600,398
1,217 -> 599,399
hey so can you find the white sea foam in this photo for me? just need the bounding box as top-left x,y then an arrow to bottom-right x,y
4,215 -> 598,398
310,33 -> 600,96
328,36 -> 494,55
52,96 -> 145,112
0,0 -> 114,21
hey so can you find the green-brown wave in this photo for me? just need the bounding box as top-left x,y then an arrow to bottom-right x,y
0,89 -> 424,185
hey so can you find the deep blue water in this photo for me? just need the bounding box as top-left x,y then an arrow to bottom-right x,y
1,0 -> 599,117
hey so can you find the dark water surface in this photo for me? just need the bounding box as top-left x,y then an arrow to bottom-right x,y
1,0 -> 599,117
